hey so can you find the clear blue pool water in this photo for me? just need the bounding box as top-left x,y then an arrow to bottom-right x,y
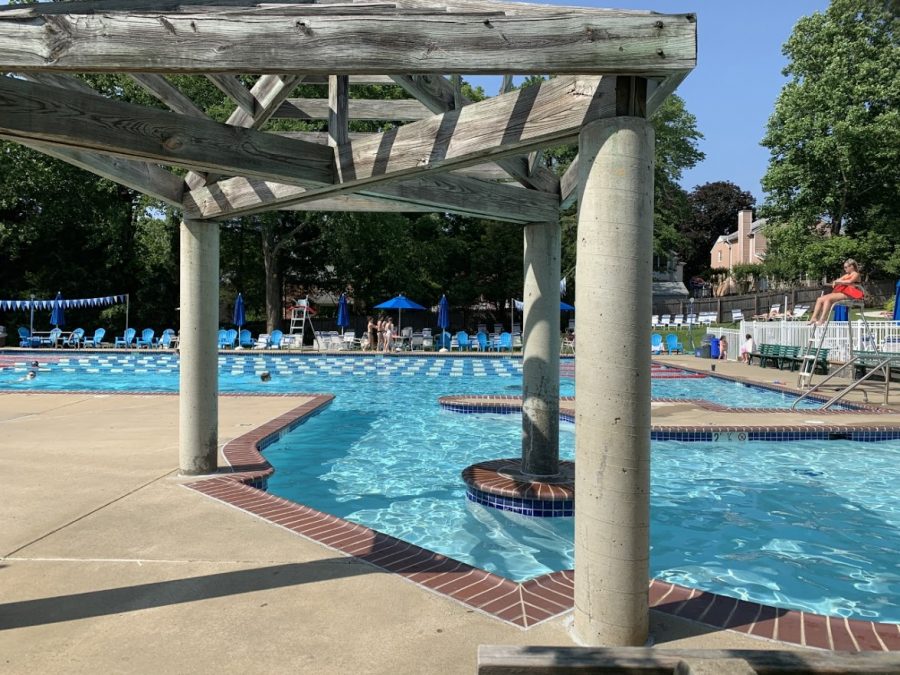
0,353 -> 841,409
2,352 -> 894,621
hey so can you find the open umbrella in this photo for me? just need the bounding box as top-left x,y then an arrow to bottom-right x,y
233,293 -> 245,329
336,293 -> 350,335
560,301 -> 575,311
50,291 -> 65,328
437,294 -> 450,332
374,294 -> 426,335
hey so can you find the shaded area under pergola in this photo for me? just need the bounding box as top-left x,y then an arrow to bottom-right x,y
0,0 -> 695,647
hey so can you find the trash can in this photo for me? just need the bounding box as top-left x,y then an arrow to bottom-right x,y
0,325 -> 6,347
698,344 -> 711,359
710,337 -> 720,359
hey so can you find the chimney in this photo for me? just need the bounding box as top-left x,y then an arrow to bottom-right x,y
738,209 -> 753,265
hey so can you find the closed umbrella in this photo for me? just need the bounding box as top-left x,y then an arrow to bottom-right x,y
50,291 -> 65,328
437,294 -> 450,332
233,292 -> 245,330
373,294 -> 426,335
894,280 -> 900,321
336,293 -> 350,335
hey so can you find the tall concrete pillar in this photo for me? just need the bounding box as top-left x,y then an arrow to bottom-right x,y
573,117 -> 654,646
521,221 -> 561,477
179,218 -> 220,475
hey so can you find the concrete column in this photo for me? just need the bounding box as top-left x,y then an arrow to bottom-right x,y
573,117 -> 654,646
521,221 -> 561,477
179,218 -> 220,475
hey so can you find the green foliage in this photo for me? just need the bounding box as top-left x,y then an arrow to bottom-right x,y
650,95 -> 704,259
763,221 -> 899,280
761,0 -> 899,239
729,263 -> 764,285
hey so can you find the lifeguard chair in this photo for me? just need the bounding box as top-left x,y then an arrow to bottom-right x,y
288,297 -> 318,350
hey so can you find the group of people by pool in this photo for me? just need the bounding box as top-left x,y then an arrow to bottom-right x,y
366,315 -> 396,352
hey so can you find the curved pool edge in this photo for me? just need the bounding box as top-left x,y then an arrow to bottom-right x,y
184,396 -> 900,649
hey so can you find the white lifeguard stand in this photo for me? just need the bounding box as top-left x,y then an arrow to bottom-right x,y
288,297 -> 318,350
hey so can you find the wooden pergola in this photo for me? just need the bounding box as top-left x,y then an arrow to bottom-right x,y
0,0 -> 695,647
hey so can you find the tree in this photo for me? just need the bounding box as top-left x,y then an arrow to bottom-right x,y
681,181 -> 756,277
761,0 -> 899,238
648,95 -> 705,259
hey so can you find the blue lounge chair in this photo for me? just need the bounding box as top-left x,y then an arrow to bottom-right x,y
437,331 -> 451,350
115,327 -> 136,348
455,331 -> 470,351
497,332 -> 512,352
220,328 -> 237,349
665,333 -> 684,354
83,328 -> 106,348
41,327 -> 62,347
158,329 -> 175,349
475,331 -> 488,352
239,329 -> 254,349
18,326 -> 40,347
651,332 -> 664,354
63,328 -> 85,348
136,328 -> 155,348
269,329 -> 283,349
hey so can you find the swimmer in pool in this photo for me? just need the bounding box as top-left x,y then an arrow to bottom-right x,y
260,371 -> 272,382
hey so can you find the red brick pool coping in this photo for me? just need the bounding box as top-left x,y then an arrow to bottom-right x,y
184,393 -> 900,649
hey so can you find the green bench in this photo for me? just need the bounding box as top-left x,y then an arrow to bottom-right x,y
752,343 -> 829,373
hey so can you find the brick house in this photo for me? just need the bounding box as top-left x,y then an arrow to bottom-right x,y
710,209 -> 767,270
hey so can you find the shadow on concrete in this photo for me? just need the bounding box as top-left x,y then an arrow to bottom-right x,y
0,558 -> 374,630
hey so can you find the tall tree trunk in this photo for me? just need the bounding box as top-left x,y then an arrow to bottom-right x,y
261,221 -> 282,333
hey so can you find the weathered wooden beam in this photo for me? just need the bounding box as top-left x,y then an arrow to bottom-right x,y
15,139 -> 185,207
476,645 -> 900,674
328,76 -> 349,148
205,73 -> 255,114
390,73 -> 559,194
282,193 -> 440,214
0,12 -> 697,76
333,75 -> 604,191
276,97 -> 431,121
303,75 -> 397,86
229,74 -> 303,129
0,76 -> 334,187
185,75 -> 608,217
185,171 -> 559,223
559,71 -> 689,208
130,73 -> 209,119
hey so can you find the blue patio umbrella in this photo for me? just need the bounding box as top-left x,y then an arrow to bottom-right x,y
336,293 -> 350,335
233,292 -> 245,329
374,294 -> 426,334
50,291 -> 65,328
893,280 -> 900,321
437,294 -> 450,331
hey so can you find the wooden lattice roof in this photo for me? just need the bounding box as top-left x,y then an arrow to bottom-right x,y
0,0 -> 696,223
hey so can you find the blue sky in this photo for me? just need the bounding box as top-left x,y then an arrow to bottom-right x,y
4,0 -> 830,204
472,0 -> 831,204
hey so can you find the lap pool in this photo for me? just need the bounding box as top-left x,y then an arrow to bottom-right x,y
3,352 -> 897,622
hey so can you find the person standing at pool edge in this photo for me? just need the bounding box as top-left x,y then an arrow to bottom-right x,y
740,334 -> 755,364
718,335 -> 728,360
808,259 -> 863,326
366,316 -> 377,351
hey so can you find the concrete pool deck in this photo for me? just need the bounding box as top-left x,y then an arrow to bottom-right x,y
0,357 -> 898,673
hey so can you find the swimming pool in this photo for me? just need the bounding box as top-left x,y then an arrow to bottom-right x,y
0,352 -> 846,410
3,351 -> 894,621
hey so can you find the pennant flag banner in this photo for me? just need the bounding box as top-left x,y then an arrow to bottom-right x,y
0,294 -> 127,312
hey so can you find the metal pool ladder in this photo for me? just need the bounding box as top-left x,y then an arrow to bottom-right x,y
792,299 -> 897,409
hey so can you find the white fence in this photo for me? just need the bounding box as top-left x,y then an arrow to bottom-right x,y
736,320 -> 900,363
